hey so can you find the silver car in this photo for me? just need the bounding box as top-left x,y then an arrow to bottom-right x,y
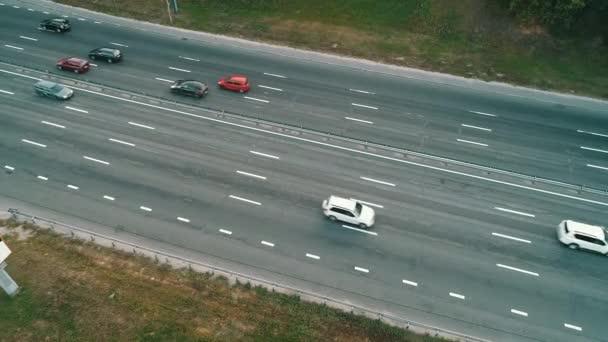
34,80 -> 73,100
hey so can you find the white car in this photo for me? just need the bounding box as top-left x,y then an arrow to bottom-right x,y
322,196 -> 375,229
557,220 -> 608,256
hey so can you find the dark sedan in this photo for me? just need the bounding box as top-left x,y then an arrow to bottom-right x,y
170,80 -> 209,98
88,47 -> 122,63
39,18 -> 71,33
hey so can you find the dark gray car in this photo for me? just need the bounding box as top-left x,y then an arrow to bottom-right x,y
34,80 -> 74,100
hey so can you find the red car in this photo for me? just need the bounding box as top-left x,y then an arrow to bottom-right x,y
56,57 -> 90,74
218,75 -> 250,93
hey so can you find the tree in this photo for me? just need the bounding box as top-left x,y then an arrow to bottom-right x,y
503,0 -> 589,29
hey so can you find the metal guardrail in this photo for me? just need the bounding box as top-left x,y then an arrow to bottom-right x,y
0,59 -> 606,197
6,208 -> 490,342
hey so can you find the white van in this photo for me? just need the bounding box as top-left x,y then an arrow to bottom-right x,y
557,220 -> 608,256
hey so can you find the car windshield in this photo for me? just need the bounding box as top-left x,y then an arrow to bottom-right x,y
354,202 -> 363,216
50,84 -> 64,92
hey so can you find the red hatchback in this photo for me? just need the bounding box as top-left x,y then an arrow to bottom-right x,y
56,57 -> 90,74
218,75 -> 250,93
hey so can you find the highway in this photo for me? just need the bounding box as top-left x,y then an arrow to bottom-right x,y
1,1 -> 608,341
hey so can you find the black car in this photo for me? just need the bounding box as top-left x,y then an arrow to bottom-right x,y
88,47 -> 122,63
39,18 -> 71,33
170,80 -> 209,98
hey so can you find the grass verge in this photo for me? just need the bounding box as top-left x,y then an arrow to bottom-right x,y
53,0 -> 608,98
0,219 -> 447,341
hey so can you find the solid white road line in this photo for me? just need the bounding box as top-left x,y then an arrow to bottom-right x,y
494,207 -> 536,218
67,184 -> 79,190
177,217 -> 190,223
4,45 -> 24,50
7,68 -> 607,209
449,292 -> 465,300
140,206 -> 152,212
109,138 -> 135,147
402,279 -> 418,287
350,198 -> 384,209
341,225 -> 378,236
19,36 -> 38,41
4,165 -> 15,171
345,116 -> 374,124
258,85 -> 283,91
21,139 -> 46,148
510,309 -> 528,317
457,139 -> 488,147
36,175 -> 48,181
264,72 -> 286,78
0,89 -> 14,95
236,170 -> 267,180
351,103 -> 378,110
65,106 -> 88,114
354,266 -> 369,273
250,150 -> 279,159
229,195 -> 261,206
261,240 -> 275,247
496,264 -> 539,277
349,89 -> 375,95
110,42 -> 129,47
577,129 -> 608,138
219,228 -> 232,235
128,121 -> 155,130
168,66 -> 191,73
581,146 -> 608,154
564,323 -> 582,332
178,56 -> 200,62
469,110 -> 497,117
83,156 -> 110,165
306,253 -> 320,260
41,121 -> 66,129
461,124 -> 492,132
492,232 -> 532,244
360,176 -> 396,187
244,96 -> 269,103
103,195 -> 115,201
587,164 -> 608,171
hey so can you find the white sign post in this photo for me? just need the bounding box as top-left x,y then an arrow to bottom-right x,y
0,238 -> 11,264
0,237 -> 19,297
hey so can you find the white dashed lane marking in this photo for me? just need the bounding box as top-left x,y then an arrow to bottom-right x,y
496,264 -> 539,277
21,139 -> 46,148
360,176 -> 395,187
110,42 -> 129,47
587,164 -> 608,171
351,103 -> 378,110
345,116 -> 374,124
0,89 -> 14,95
140,206 -> 152,212
177,217 -> 190,223
341,225 -> 378,236
65,106 -> 88,114
469,110 -> 497,117
236,170 -> 267,180
449,292 -> 465,300
457,139 -> 488,147
168,66 -> 191,73
4,45 -> 24,50
581,146 -> 608,154
41,121 -> 66,129
250,151 -> 280,159
564,323 -> 582,332
109,138 -> 135,147
103,195 -> 115,201
83,156 -> 110,165
402,279 -> 418,287
263,72 -> 286,78
67,184 -> 79,190
258,85 -> 283,91
577,129 -> 608,138
261,240 -> 274,247
494,207 -> 535,218
511,309 -> 528,317
128,121 -> 155,130
461,124 -> 492,132
354,266 -> 369,273
244,96 -> 269,103
492,232 -> 531,244
19,36 -> 38,41
178,56 -> 200,62
219,228 -> 232,235
306,253 -> 320,260
349,89 -> 375,95
229,195 -> 261,206
36,175 -> 48,181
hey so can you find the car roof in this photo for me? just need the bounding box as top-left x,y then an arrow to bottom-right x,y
35,80 -> 58,88
228,75 -> 248,83
328,196 -> 356,211
182,80 -> 206,86
566,220 -> 606,239
67,57 -> 86,64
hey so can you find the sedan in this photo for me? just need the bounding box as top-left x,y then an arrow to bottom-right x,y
34,80 -> 73,100
218,75 -> 250,93
39,18 -> 71,33
88,47 -> 122,63
170,80 -> 209,98
56,57 -> 90,74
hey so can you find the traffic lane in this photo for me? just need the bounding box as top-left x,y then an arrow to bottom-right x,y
2,94 -> 608,284
0,174 -> 564,342
2,156 -> 604,342
3,135 -> 606,342
2,2 -> 607,127
2,74 -> 604,234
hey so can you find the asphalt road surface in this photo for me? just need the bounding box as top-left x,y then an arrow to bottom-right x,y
1,2 -> 608,341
